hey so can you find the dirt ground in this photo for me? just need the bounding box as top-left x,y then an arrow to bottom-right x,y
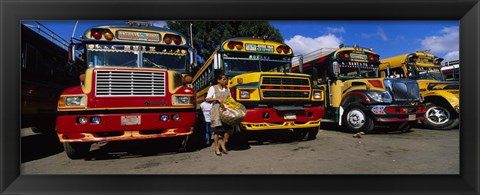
21,124 -> 459,174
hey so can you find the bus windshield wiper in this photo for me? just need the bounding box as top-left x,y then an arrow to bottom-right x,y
144,58 -> 167,69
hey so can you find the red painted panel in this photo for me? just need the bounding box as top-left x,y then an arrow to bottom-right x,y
242,106 -> 324,123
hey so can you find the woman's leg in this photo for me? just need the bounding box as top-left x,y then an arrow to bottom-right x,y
214,129 -> 221,155
221,129 -> 233,152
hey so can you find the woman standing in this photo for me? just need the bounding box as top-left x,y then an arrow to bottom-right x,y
205,74 -> 233,156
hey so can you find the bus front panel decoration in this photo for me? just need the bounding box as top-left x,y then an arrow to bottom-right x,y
380,51 -> 459,130
192,38 -> 325,140
55,22 -> 197,159
292,45 -> 426,133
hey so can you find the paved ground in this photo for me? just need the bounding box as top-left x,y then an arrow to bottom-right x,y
21,124 -> 459,174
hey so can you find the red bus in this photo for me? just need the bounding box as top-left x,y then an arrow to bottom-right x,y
56,21 -> 197,159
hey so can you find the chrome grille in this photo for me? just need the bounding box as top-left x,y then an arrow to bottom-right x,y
261,76 -> 310,100
262,77 -> 310,85
390,81 -> 420,101
263,91 -> 310,98
95,70 -> 166,96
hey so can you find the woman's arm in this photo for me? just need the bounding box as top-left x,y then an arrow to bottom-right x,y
205,87 -> 222,103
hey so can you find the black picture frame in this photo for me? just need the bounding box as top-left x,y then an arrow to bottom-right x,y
1,0 -> 479,194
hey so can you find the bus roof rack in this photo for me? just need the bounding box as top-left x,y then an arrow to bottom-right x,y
339,44 -> 373,51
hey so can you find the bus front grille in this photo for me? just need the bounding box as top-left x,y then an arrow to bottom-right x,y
260,76 -> 311,100
95,70 -> 166,96
262,91 -> 310,98
390,81 -> 421,101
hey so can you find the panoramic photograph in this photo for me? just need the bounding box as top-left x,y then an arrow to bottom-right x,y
20,20 -> 459,174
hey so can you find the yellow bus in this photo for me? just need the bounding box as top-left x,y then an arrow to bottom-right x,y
57,21 -> 197,159
192,38 -> 325,140
292,45 -> 426,133
380,51 -> 459,129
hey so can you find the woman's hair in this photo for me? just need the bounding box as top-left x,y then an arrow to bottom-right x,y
211,74 -> 227,85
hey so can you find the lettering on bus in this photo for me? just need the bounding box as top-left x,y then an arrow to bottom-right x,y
116,30 -> 160,42
350,53 -> 368,61
245,43 -> 274,53
88,44 -> 156,52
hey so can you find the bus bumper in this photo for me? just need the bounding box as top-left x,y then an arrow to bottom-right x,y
56,111 -> 196,143
367,104 -> 426,122
240,106 -> 324,130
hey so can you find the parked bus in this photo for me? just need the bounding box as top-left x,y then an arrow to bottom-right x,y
21,23 -> 84,133
380,51 -> 459,130
192,38 -> 325,140
56,21 -> 197,159
292,45 -> 426,133
442,60 -> 460,81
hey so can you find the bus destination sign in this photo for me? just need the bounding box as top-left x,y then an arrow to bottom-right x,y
117,31 -> 160,42
246,43 -> 274,53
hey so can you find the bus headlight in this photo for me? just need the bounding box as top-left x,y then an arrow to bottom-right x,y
60,95 -> 87,107
240,90 -> 250,99
173,96 -> 192,105
313,90 -> 323,100
366,91 -> 392,103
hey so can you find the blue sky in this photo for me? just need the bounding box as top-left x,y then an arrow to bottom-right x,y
22,20 -> 459,64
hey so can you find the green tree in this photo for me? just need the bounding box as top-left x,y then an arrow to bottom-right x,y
167,21 -> 284,63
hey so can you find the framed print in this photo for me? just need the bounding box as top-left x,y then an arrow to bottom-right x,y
1,0 -> 479,194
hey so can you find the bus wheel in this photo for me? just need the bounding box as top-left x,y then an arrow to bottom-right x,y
306,127 -> 319,140
423,103 -> 459,130
63,142 -> 91,159
342,103 -> 374,133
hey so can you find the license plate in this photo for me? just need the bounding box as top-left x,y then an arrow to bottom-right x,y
284,113 -> 296,120
408,114 -> 416,121
121,116 -> 141,126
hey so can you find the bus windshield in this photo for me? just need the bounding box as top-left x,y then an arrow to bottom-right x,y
415,66 -> 444,81
86,44 -> 187,71
222,52 -> 291,75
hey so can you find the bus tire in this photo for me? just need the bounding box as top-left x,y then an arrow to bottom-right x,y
306,127 -> 319,140
63,142 -> 91,159
342,103 -> 374,133
422,102 -> 459,130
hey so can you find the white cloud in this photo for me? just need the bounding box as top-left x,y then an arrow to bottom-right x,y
442,50 -> 459,63
326,27 -> 345,34
361,27 -> 388,41
152,21 -> 167,27
420,26 -> 459,53
285,34 -> 342,55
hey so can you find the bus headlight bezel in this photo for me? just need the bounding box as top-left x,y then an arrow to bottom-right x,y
312,90 -> 323,100
366,91 -> 393,103
173,95 -> 192,105
239,90 -> 250,99
60,95 -> 87,108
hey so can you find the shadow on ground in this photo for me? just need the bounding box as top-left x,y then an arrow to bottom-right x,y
21,132 -> 64,163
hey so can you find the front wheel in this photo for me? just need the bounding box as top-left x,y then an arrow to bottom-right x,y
342,103 -> 374,133
63,142 -> 91,159
422,103 -> 459,130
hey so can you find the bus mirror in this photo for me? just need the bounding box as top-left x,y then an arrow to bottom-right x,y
333,62 -> 340,76
68,45 -> 74,62
312,67 -> 319,85
183,75 -> 193,85
298,55 -> 304,73
68,43 -> 78,63
79,74 -> 86,83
